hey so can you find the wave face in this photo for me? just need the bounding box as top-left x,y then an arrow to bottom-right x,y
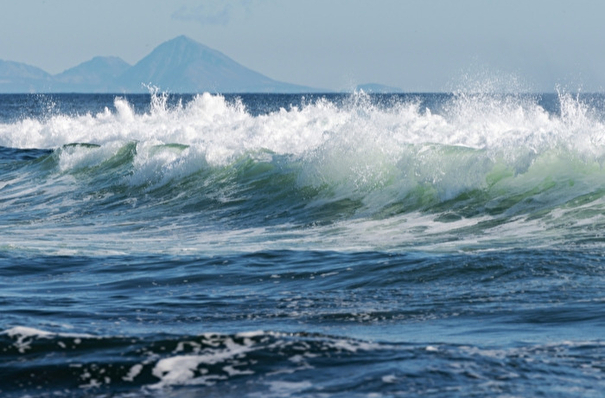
2,91 -> 605,254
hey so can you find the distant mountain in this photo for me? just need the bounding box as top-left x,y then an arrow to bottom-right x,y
0,60 -> 52,93
116,35 -> 317,93
0,36 -> 324,93
345,83 -> 403,93
53,56 -> 131,92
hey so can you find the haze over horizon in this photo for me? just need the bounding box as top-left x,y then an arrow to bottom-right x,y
1,0 -> 605,92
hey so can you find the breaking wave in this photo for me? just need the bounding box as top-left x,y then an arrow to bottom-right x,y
2,90 -> 605,253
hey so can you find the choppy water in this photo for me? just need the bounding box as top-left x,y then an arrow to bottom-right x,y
1,91 -> 605,397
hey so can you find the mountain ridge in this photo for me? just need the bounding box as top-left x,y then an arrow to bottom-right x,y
0,36 -> 325,93
53,56 -> 132,92
0,59 -> 52,92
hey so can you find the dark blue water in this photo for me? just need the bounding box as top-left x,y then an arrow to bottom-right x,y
2,91 -> 605,397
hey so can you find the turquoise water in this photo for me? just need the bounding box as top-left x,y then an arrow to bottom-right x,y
1,92 -> 605,397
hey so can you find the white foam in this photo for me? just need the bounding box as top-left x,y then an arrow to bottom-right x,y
3,90 -> 604,163
236,330 -> 265,338
4,326 -> 54,339
149,336 -> 253,388
3,326 -> 94,338
122,364 -> 143,382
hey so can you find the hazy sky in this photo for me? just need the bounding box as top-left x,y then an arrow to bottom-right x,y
1,0 -> 604,92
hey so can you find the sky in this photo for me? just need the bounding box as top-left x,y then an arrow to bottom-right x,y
1,0 -> 605,92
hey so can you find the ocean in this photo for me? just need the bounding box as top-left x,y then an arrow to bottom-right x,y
1,91 -> 605,397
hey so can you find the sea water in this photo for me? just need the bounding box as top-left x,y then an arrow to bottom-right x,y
1,90 -> 605,397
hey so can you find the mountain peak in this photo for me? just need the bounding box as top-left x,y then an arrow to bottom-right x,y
157,35 -> 214,54
116,36 -> 317,93
169,35 -> 197,44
